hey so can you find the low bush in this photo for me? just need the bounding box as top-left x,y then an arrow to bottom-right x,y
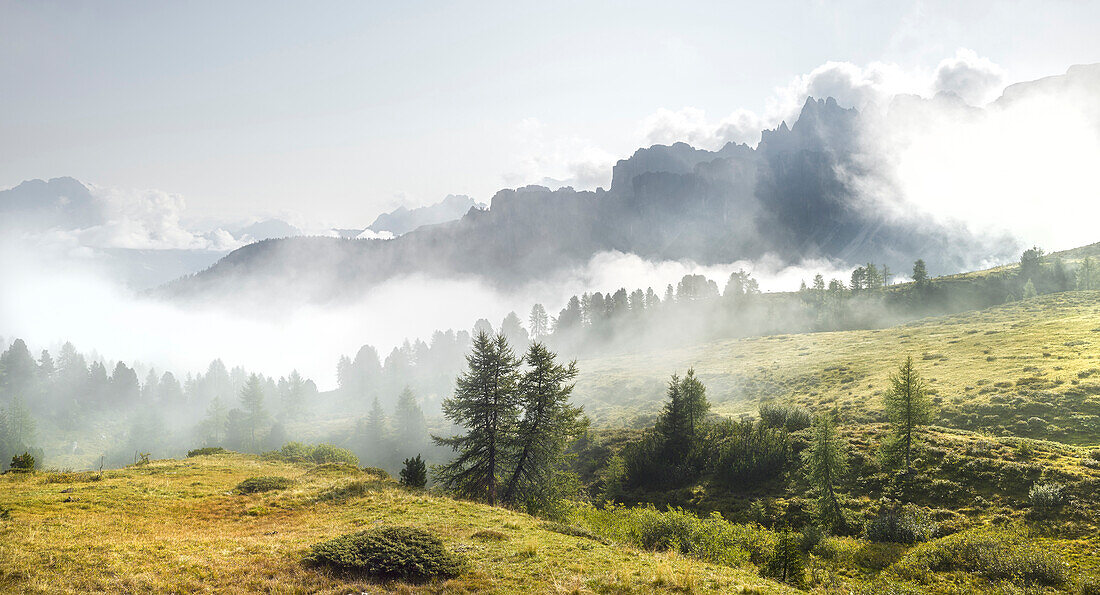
1027,482 -> 1065,514
187,446 -> 228,457
540,521 -> 610,544
316,480 -> 379,503
235,476 -> 294,494
758,402 -> 813,432
470,529 -> 508,541
266,442 -> 359,466
305,526 -> 465,580
362,466 -> 391,480
571,503 -> 770,567
892,526 -> 1068,588
865,503 -> 936,544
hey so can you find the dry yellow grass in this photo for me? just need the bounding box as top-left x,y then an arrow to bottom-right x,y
0,455 -> 791,594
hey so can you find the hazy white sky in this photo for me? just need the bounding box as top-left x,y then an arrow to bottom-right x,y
2,1 -> 1098,225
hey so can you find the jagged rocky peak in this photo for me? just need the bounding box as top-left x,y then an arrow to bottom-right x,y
758,96 -> 860,155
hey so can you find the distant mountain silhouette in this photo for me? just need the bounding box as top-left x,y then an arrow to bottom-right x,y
161,95 -> 1012,304
0,176 -> 105,231
368,194 -> 484,236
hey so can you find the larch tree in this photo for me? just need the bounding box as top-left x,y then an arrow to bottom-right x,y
433,331 -> 520,505
883,356 -> 932,473
501,342 -> 583,506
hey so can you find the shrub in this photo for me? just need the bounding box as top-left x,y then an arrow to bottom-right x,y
758,402 -> 813,432
268,442 -> 358,466
865,503 -> 936,544
571,503 -> 767,567
308,444 -> 359,466
540,521 -> 610,544
400,455 -> 427,488
707,419 -> 792,486
305,526 -> 465,580
362,466 -> 391,480
187,446 -> 228,457
471,529 -> 508,541
235,476 -> 294,494
316,479 -> 380,503
892,526 -> 1068,587
1027,482 -> 1065,514
9,452 -> 35,472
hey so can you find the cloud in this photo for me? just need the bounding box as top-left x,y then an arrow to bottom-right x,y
501,118 -> 617,191
78,185 -> 244,251
932,48 -> 1005,105
636,50 -> 1005,151
637,107 -> 763,149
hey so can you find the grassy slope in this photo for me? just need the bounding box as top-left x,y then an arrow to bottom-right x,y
0,454 -> 790,594
576,291 -> 1100,445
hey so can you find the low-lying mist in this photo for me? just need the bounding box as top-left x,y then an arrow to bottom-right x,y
0,239 -> 854,390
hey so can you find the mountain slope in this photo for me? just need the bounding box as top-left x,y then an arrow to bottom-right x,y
575,291 -> 1100,445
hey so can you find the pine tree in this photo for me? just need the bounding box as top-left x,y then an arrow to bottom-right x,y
803,410 -> 848,530
365,396 -> 389,453
433,331 -> 520,505
238,374 -> 269,452
883,356 -> 932,473
501,342 -> 583,506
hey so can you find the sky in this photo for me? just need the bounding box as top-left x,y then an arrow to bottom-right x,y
2,1 -> 1099,226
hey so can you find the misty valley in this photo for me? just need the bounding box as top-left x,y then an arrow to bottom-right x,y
3,13 -> 1100,593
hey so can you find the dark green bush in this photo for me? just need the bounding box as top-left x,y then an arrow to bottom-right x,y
400,455 -> 427,488
305,526 -> 465,580
235,476 -> 295,494
865,503 -> 936,544
707,419 -> 792,486
187,446 -> 228,457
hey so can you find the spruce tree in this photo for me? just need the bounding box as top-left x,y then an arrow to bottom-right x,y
883,356 -> 932,473
912,259 -> 928,286
528,304 -> 549,340
238,374 -> 268,451
501,342 -> 583,506
400,454 -> 428,488
803,410 -> 848,531
654,369 -> 710,463
394,387 -> 428,449
433,331 -> 520,505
